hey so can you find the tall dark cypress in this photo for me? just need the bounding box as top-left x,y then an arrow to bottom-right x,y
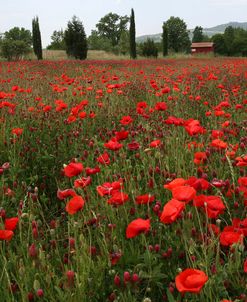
32,17 -> 43,60
129,8 -> 136,59
64,16 -> 88,60
162,22 -> 168,56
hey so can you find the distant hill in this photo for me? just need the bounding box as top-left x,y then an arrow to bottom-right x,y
136,21 -> 247,43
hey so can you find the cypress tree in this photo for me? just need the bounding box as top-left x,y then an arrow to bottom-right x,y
162,22 -> 168,56
129,8 -> 136,59
64,16 -> 87,60
32,17 -> 43,60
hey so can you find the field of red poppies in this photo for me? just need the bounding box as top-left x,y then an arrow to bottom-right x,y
0,58 -> 247,302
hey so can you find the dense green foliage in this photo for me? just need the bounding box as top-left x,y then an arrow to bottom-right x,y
95,13 -> 129,47
211,34 -> 226,55
64,16 -> 87,60
164,16 -> 190,53
32,17 -> 43,60
139,38 -> 158,57
192,26 -> 204,43
129,9 -> 137,59
47,30 -> 66,50
212,26 -> 247,56
0,27 -> 32,61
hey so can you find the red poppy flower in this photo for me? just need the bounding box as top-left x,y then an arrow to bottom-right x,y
220,230 -> 243,246
115,130 -> 129,141
193,152 -> 207,165
0,230 -> 14,241
238,177 -> 247,187
43,105 -> 52,112
175,268 -> 208,294
63,162 -> 83,178
4,217 -> 19,231
164,178 -> 186,190
97,183 -> 115,196
85,166 -> 100,175
12,128 -> 23,136
193,195 -> 225,218
127,141 -> 140,151
186,177 -> 209,191
211,130 -> 224,139
65,195 -> 85,215
97,180 -> 123,197
155,102 -> 167,111
78,111 -> 87,119
211,139 -> 228,150
164,116 -> 184,126
205,196 -> 225,218
135,194 -> 155,205
57,189 -> 76,200
160,199 -> 185,224
74,177 -> 92,188
97,152 -> 110,165
172,186 -> 196,203
126,218 -> 150,238
235,155 -> 247,167
107,191 -> 129,206
120,115 -> 133,125
104,138 -> 123,151
149,140 -> 161,148
184,119 -> 205,136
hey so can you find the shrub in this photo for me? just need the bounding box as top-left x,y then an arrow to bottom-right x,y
140,39 -> 158,58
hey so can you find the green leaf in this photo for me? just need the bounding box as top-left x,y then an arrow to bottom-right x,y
166,288 -> 176,302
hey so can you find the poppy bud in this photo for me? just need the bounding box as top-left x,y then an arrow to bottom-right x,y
36,288 -> 44,298
0,208 -> 6,219
114,275 -> 121,287
28,243 -> 38,258
66,270 -> 75,287
132,273 -> 139,283
27,292 -> 34,301
108,292 -> 116,301
123,271 -> 131,283
154,244 -> 160,252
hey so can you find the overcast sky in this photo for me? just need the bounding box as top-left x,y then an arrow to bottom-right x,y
1,0 -> 247,47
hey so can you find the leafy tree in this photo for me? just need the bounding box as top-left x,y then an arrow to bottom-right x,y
129,8 -> 136,59
4,27 -> 32,45
1,40 -> 30,61
0,27 -> 32,61
64,16 -> 87,60
164,17 -> 190,53
140,39 -> 158,58
87,30 -> 112,51
119,31 -> 130,55
211,34 -> 226,55
32,16 -> 43,60
47,30 -> 65,50
232,28 -> 247,56
224,26 -> 235,56
192,26 -> 204,43
95,13 -> 129,47
162,22 -> 168,56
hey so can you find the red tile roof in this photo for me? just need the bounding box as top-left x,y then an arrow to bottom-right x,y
191,42 -> 214,48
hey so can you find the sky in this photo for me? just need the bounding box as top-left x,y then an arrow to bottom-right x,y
1,0 -> 247,47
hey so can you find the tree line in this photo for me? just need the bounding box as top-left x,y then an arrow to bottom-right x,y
1,11 -> 247,61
